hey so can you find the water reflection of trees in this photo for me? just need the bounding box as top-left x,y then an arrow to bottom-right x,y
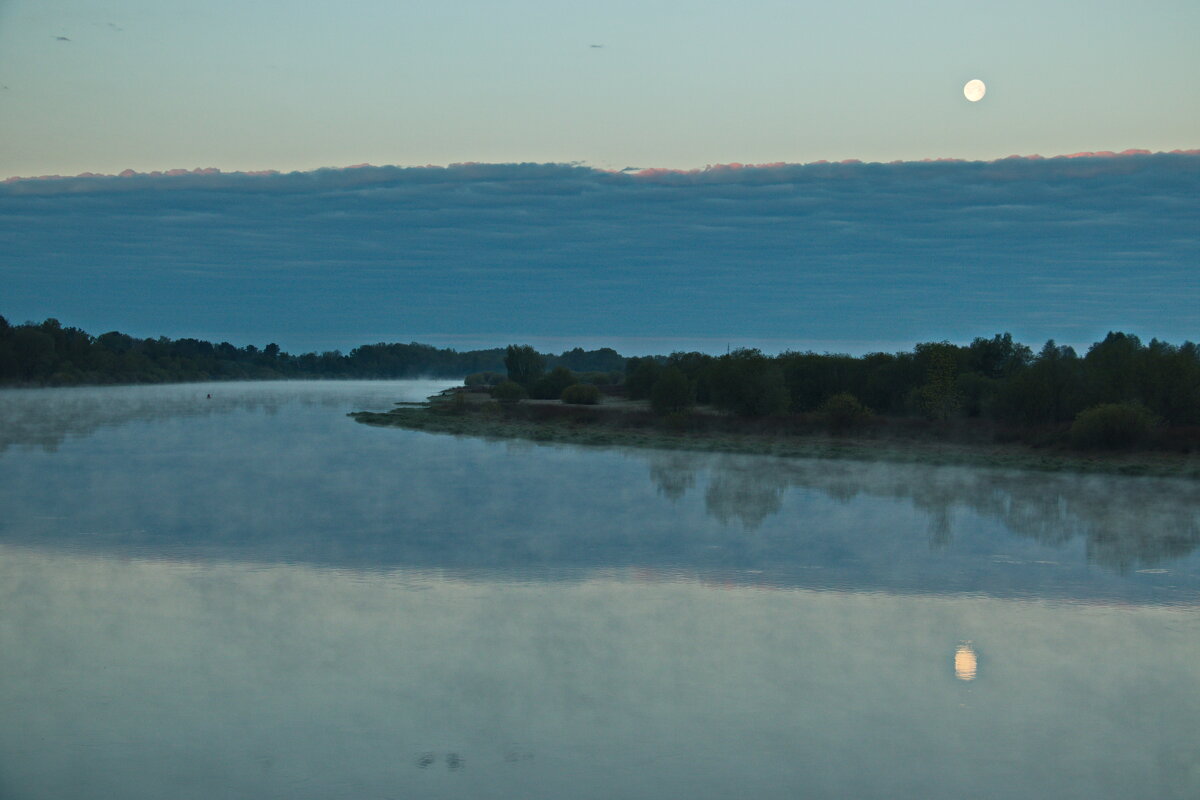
703,469 -> 785,529
650,453 -> 789,529
645,453 -> 1200,572
648,453 -> 697,502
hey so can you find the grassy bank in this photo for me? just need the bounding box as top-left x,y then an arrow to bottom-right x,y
350,398 -> 1200,479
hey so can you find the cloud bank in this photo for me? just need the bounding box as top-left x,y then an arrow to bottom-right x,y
1,154 -> 1197,354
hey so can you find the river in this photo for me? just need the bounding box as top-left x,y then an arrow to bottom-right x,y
1,381 -> 1197,799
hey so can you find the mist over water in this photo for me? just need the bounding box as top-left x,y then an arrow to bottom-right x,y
2,381 -> 1198,799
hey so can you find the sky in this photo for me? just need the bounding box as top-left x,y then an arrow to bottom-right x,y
2,0 -> 1198,176
0,1 -> 1196,355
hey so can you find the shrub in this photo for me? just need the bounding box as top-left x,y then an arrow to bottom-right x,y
490,380 -> 527,403
819,392 -> 872,432
1069,402 -> 1155,449
561,383 -> 600,405
650,366 -> 693,415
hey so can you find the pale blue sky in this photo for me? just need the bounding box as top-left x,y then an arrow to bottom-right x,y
2,0 -> 1197,177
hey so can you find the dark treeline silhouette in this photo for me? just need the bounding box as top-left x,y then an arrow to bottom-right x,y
621,332 -> 1200,433
5,316 -> 1198,446
0,316 -> 624,386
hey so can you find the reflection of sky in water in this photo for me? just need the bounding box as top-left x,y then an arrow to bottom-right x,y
1,382 -> 1199,799
3,548 -> 1198,800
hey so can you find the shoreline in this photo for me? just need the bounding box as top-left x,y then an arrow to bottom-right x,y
350,403 -> 1200,479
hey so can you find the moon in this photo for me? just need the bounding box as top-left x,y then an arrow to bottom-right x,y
963,79 -> 986,102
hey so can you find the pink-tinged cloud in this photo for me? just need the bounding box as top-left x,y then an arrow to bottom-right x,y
631,167 -> 700,178
1054,149 -> 1153,159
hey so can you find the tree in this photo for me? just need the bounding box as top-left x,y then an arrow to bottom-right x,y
916,343 -> 962,421
708,349 -> 790,417
650,366 -> 693,415
504,344 -> 545,387
966,332 -> 1032,379
1085,331 -> 1144,406
555,346 -> 624,374
625,357 -> 662,400
994,339 -> 1084,424
1142,339 -> 1200,424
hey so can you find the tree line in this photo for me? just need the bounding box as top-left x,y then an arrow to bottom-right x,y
5,316 -> 1196,445
0,316 -> 624,386
617,333 -> 1199,445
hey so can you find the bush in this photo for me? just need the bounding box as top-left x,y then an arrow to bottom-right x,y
490,380 -> 527,403
650,366 -> 693,415
464,371 -> 504,387
1069,402 -> 1155,449
819,392 -> 872,432
561,383 -> 600,405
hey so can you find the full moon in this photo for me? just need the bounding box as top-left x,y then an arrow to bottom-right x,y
963,79 -> 986,102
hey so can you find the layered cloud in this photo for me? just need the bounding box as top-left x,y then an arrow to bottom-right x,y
1,153 -> 1197,354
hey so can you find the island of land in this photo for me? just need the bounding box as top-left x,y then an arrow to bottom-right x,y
352,389 -> 1199,480
350,338 -> 1200,478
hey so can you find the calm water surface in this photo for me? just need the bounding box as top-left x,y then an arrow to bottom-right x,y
2,381 -> 1198,799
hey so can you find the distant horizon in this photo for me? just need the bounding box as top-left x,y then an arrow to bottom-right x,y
6,147 -> 1199,184
3,314 -> 1192,362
